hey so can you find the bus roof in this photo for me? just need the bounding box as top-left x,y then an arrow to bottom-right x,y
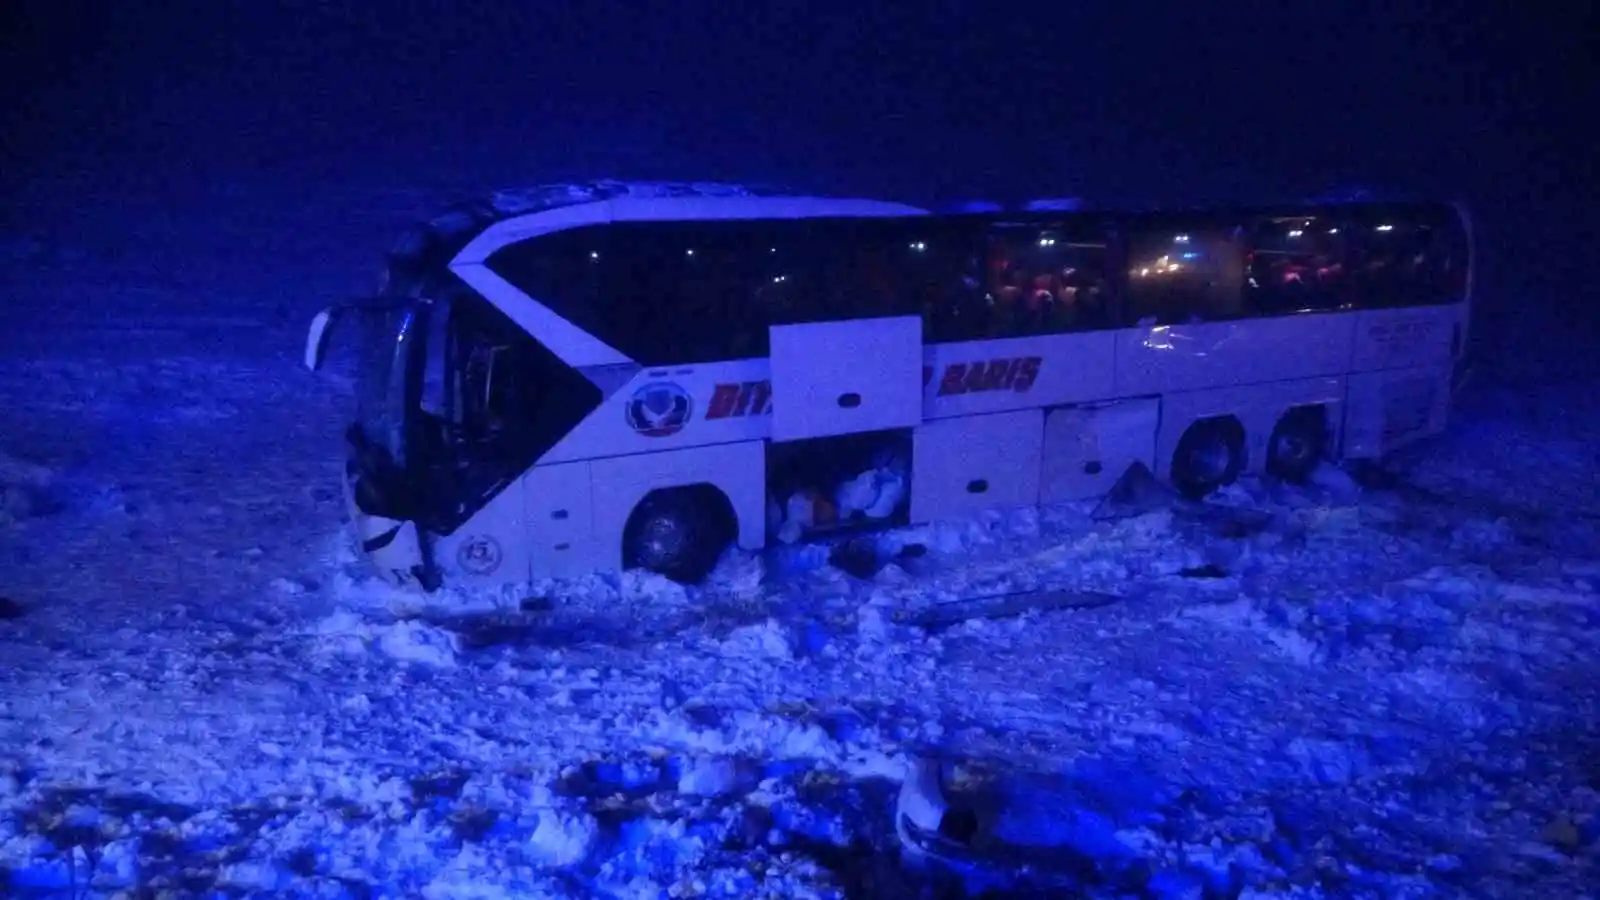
450,182 -> 931,266
394,182 -> 1463,275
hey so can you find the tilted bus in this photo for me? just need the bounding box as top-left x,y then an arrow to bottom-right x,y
303,182 -> 1472,590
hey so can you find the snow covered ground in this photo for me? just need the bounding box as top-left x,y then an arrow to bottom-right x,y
2,184 -> 1598,898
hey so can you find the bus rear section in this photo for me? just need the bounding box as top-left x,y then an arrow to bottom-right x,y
304,189 -> 1472,591
1335,204 -> 1474,459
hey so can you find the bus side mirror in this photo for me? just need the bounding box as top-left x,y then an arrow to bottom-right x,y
304,307 -> 338,372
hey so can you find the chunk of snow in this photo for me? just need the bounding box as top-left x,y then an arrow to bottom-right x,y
307,612 -> 461,668
721,620 -> 793,660
527,807 -> 597,867
1308,462 -> 1361,497
677,756 -> 741,797
1283,737 -> 1370,786
218,859 -> 286,890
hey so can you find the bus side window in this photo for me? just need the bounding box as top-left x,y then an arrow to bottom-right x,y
918,258 -> 986,344
603,222 -> 780,363
761,222 -> 847,329
1244,215 -> 1349,316
901,226 -> 985,344
820,222 -> 966,324
1344,207 -> 1468,309
984,226 -> 1115,337
1125,224 -> 1245,325
677,224 -> 776,360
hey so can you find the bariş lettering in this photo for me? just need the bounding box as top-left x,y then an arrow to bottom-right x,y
706,356 -> 1042,418
935,356 -> 1042,396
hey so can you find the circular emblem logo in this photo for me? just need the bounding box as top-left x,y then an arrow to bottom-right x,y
456,535 -> 503,576
625,382 -> 693,437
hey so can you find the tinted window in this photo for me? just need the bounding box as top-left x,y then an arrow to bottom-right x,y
604,222 -> 784,362
483,223 -> 610,348
844,222 -> 986,343
1125,222 -> 1246,324
768,219 -> 984,331
488,219 -> 975,363
1342,206 -> 1468,308
1241,205 -> 1470,316
1245,214 -> 1352,315
486,222 -> 779,364
981,224 -> 1115,337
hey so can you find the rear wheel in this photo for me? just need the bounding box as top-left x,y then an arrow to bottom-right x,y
1170,417 -> 1246,499
1266,406 -> 1328,484
623,487 -> 732,584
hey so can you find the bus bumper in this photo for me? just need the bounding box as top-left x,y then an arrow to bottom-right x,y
342,471 -> 439,591
354,515 -> 432,588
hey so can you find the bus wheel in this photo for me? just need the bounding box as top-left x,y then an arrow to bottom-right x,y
1267,406 -> 1328,484
1171,417 -> 1245,499
624,487 -> 732,585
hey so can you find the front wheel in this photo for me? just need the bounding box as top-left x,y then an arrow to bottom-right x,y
623,488 -> 730,584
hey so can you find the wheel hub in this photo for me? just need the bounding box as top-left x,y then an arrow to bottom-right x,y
637,514 -> 687,569
1189,441 -> 1232,482
1275,433 -> 1311,464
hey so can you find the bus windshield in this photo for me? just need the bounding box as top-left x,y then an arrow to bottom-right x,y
350,301 -> 417,469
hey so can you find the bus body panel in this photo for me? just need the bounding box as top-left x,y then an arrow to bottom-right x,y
537,358 -> 772,465
769,316 -> 924,442
588,440 -> 769,564
1113,314 -> 1357,398
1350,306 -> 1459,373
910,408 -> 1044,523
429,473 -> 533,587
922,332 -> 1117,420
1154,376 -> 1346,481
534,329 -> 1129,469
524,461 -> 600,579
1039,398 -> 1160,502
1342,364 -> 1452,459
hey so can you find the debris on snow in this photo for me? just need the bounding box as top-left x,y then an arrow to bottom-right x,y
1092,461 -> 1174,520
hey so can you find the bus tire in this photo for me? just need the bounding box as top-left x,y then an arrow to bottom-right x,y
1267,406 -> 1328,484
1170,416 -> 1245,499
623,486 -> 732,585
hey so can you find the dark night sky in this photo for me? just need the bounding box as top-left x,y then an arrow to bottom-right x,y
3,1 -> 1596,315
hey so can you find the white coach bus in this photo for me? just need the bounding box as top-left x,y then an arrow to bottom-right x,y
304,182 -> 1472,590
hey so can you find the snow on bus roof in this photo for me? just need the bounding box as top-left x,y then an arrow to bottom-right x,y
1022,197 -> 1084,211
481,180 -> 770,217
451,182 -> 929,265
